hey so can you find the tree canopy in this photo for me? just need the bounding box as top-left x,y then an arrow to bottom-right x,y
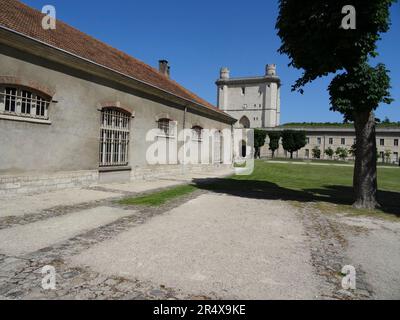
281,130 -> 307,158
276,0 -> 396,91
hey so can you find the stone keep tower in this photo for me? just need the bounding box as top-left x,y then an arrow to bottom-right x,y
216,64 -> 281,128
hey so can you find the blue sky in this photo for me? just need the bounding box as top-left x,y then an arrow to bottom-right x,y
24,0 -> 400,123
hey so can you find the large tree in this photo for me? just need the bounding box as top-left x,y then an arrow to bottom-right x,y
268,132 -> 281,158
254,129 -> 268,159
276,0 -> 395,209
282,130 -> 307,159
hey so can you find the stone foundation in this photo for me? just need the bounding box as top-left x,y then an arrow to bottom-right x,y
0,164 -> 233,196
0,171 -> 99,196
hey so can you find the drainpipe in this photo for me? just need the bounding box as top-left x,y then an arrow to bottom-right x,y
182,106 -> 188,174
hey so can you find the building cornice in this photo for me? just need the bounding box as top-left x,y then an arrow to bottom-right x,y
216,76 -> 281,86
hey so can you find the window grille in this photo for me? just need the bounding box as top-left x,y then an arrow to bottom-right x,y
99,108 -> 130,167
158,118 -> 173,137
0,87 -> 50,119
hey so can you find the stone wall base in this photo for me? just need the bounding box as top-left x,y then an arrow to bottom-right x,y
0,164 -> 233,196
0,170 -> 99,197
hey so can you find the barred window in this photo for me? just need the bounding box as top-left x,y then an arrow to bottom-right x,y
158,118 -> 174,137
0,86 -> 50,119
99,108 -> 130,167
192,126 -> 203,141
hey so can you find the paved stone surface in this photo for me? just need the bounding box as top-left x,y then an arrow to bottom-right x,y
0,174 -> 398,300
341,216 -> 400,299
0,188 -> 122,218
0,207 -> 135,255
69,194 -> 321,300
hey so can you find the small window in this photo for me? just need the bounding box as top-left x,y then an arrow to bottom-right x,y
394,152 -> 399,162
394,139 -> 398,146
329,138 -> 333,145
341,138 -> 346,145
158,118 -> 173,137
306,137 -> 310,144
243,104 -> 247,109
305,149 -> 310,158
1,86 -> 51,119
380,139 -> 385,146
241,87 -> 246,95
317,137 -> 322,145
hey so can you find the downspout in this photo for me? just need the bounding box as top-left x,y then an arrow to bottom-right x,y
182,106 -> 188,174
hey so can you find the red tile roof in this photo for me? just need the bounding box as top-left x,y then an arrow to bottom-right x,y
0,0 -> 225,115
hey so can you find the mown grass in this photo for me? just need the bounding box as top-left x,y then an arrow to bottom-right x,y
195,160 -> 400,219
118,184 -> 197,207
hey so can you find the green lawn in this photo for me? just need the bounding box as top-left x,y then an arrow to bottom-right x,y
118,161 -> 399,217
118,184 -> 197,207
199,160 -> 400,217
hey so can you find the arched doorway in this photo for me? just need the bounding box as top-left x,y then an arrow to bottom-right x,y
239,116 -> 250,129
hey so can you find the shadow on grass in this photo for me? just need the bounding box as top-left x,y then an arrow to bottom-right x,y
192,178 -> 400,217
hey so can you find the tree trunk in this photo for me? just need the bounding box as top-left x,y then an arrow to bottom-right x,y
353,110 -> 380,209
290,152 -> 293,159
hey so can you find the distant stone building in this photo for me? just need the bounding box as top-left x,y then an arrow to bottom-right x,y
216,65 -> 400,164
264,125 -> 400,164
216,65 -> 281,129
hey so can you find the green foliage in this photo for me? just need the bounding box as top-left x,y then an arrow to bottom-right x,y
254,129 -> 268,159
281,130 -> 307,158
325,147 -> 334,159
118,185 -> 197,206
280,122 -> 400,128
276,0 -> 396,91
254,129 -> 268,148
384,150 -> 392,163
329,62 -> 393,121
349,144 -> 357,157
268,131 -> 281,158
312,146 -> 321,159
335,147 -> 349,160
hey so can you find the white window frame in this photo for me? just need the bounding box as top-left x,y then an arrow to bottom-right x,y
0,86 -> 51,120
99,108 -> 131,167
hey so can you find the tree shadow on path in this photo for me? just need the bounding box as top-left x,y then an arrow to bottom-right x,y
192,178 -> 400,218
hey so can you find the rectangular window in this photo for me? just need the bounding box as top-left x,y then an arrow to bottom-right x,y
317,137 -> 322,145
100,109 -> 130,167
241,87 -> 246,95
395,139 -> 398,146
21,90 -> 32,114
341,138 -> 346,145
306,137 -> 310,144
5,87 -> 16,112
305,149 -> 309,159
380,139 -> 385,146
329,138 -> 333,145
394,152 -> 399,163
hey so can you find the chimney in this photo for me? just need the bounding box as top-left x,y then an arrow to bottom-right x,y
266,64 -> 277,76
220,67 -> 230,80
159,60 -> 170,78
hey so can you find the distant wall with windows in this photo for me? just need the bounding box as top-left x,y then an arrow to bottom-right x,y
261,127 -> 400,164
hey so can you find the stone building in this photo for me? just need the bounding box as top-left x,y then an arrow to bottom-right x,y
217,65 -> 400,164
264,125 -> 400,164
216,65 -> 281,129
0,0 -> 236,195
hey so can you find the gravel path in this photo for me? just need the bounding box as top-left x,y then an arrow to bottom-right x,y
0,178 -> 399,300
